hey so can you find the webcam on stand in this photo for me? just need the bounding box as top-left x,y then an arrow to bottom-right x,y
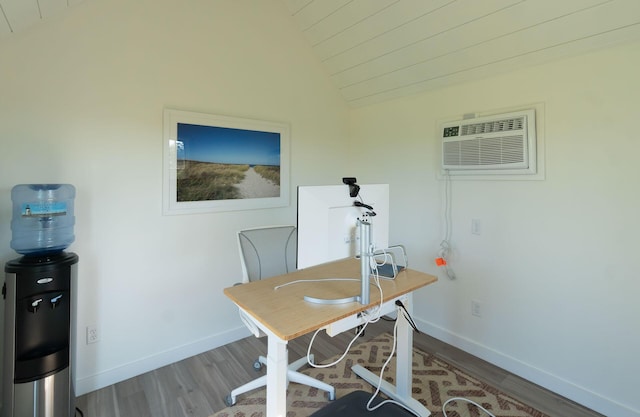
342,177 -> 360,197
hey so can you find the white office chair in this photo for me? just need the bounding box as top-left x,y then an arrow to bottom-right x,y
225,225 -> 336,406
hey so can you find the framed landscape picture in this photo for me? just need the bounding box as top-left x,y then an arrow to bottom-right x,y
163,109 -> 290,215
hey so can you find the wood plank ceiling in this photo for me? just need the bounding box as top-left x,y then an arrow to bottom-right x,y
2,1 -> 639,107
0,0 -> 84,37
283,0 -> 640,106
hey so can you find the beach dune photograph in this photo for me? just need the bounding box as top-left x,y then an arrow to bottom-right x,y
176,123 -> 281,202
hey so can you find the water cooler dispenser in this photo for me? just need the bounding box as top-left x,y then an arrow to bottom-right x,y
2,184 -> 78,417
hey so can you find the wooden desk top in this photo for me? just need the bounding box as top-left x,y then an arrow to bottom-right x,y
224,258 -> 437,341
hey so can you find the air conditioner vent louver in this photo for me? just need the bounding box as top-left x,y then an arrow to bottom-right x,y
441,109 -> 536,175
460,117 -> 524,136
444,136 -> 524,166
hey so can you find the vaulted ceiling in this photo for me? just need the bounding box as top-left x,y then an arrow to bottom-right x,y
282,0 -> 640,106
2,0 -> 639,107
0,0 -> 84,36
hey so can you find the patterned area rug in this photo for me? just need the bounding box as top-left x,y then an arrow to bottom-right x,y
211,332 -> 550,417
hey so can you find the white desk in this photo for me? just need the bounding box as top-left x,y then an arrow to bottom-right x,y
224,257 -> 437,417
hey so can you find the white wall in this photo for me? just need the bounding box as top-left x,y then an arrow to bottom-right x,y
0,0 -> 350,395
349,41 -> 640,417
2,1 -> 639,415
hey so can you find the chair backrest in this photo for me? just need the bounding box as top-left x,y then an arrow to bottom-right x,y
238,225 -> 297,282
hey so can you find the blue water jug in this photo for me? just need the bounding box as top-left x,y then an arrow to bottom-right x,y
10,184 -> 76,256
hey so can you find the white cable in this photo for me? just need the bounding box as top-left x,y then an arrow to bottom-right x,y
442,397 -> 497,417
439,169 -> 455,280
306,268 -> 385,369
364,308 -> 419,417
306,320 -> 370,368
273,278 -> 360,290
365,267 -> 385,323
371,250 -> 392,267
444,169 -> 452,243
363,310 -> 495,417
297,270 -> 493,417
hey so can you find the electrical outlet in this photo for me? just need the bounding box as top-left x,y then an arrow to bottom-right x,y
471,218 -> 481,235
471,300 -> 482,317
86,325 -> 99,344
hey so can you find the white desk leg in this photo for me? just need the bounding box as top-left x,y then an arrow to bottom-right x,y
266,334 -> 288,417
396,293 -> 412,398
352,294 -> 431,416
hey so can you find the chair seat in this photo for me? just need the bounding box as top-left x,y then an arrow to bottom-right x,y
309,390 -> 416,417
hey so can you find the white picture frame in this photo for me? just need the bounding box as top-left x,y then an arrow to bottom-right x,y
163,109 -> 290,215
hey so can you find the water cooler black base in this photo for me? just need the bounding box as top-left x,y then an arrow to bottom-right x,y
2,252 -> 78,417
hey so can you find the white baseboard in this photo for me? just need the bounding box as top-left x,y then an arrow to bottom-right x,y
417,318 -> 638,417
75,326 -> 250,396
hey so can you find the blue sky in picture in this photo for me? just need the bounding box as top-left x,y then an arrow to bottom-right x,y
177,123 -> 281,166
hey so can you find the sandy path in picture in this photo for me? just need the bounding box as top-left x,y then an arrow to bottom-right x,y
236,166 -> 279,198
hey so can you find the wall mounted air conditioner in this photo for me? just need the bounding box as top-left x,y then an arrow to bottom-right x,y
441,109 -> 536,175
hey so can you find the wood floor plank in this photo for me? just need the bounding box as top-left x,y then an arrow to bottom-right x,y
114,375 -> 144,399
137,370 -> 172,417
118,390 -> 153,417
177,389 -> 216,417
77,385 -> 121,417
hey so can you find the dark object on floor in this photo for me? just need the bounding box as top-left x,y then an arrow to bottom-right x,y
309,390 -> 417,417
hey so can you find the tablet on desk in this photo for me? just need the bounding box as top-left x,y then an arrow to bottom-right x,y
376,263 -> 405,279
372,245 -> 407,279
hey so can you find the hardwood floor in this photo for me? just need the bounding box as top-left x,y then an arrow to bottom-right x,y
76,320 -> 604,417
